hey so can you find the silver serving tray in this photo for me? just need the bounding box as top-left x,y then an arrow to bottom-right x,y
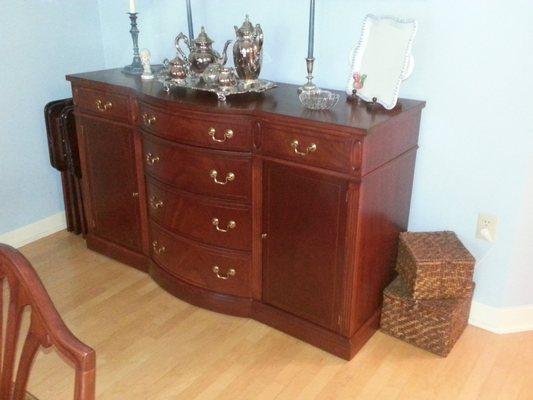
158,74 -> 277,102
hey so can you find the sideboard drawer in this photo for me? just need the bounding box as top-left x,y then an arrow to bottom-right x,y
261,123 -> 359,173
139,103 -> 252,151
143,133 -> 252,203
150,223 -> 251,298
147,178 -> 252,251
74,87 -> 130,122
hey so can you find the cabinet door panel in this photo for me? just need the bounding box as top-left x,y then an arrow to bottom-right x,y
262,162 -> 348,332
78,116 -> 142,251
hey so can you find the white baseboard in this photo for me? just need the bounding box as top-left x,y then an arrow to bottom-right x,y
0,212 -> 67,249
469,301 -> 533,334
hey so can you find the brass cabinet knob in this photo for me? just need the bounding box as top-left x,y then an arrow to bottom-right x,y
142,113 -> 157,126
212,218 -> 236,233
145,153 -> 160,166
208,127 -> 234,143
291,139 -> 317,156
149,196 -> 164,210
95,99 -> 113,112
209,170 -> 235,185
152,240 -> 166,255
132,192 -> 139,198
212,266 -> 236,280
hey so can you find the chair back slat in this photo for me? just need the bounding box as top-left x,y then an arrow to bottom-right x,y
0,284 -> 24,400
0,244 -> 96,400
12,327 -> 40,400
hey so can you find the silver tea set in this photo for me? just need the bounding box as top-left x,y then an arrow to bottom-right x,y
161,15 -> 274,101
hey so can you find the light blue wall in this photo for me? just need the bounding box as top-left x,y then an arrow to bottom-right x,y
0,1 -> 106,234
3,1 -> 531,308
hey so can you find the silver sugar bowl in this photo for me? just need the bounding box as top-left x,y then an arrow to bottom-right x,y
202,63 -> 222,86
233,15 -> 263,82
218,67 -> 238,89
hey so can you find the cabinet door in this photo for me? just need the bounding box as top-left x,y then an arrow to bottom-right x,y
78,116 -> 142,252
262,162 -> 348,332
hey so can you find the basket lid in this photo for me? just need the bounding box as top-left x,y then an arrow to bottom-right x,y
399,231 -> 475,264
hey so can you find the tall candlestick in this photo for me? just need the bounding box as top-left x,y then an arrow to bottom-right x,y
307,0 -> 315,59
129,0 -> 136,14
123,12 -> 143,75
186,0 -> 195,40
299,0 -> 317,93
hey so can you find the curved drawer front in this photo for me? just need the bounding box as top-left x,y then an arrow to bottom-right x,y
74,86 -> 130,122
139,103 -> 252,151
150,223 -> 251,298
147,178 -> 252,251
261,123 -> 360,173
143,133 -> 252,203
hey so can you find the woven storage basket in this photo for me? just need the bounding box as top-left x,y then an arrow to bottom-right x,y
396,231 -> 475,300
380,277 -> 473,357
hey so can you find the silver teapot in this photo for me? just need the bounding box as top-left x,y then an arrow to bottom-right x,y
233,15 -> 263,82
176,27 -> 232,74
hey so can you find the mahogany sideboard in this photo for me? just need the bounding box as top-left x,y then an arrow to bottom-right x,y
66,69 -> 425,360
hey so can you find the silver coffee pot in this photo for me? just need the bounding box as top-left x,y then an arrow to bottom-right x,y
233,15 -> 263,82
176,27 -> 232,74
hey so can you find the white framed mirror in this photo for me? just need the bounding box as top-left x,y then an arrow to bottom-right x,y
346,15 -> 417,110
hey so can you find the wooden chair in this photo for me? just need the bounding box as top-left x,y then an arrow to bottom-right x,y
0,244 -> 95,400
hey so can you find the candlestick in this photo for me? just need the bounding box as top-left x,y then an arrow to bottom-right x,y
129,0 -> 136,14
186,0 -> 195,40
123,13 -> 143,75
299,0 -> 317,93
307,0 -> 315,59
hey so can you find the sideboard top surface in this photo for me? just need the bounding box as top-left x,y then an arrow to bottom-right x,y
67,68 -> 425,133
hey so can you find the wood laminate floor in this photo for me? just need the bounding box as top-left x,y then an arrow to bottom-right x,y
11,231 -> 533,400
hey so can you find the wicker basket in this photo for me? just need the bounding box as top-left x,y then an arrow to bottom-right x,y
396,231 -> 475,300
380,277 -> 473,357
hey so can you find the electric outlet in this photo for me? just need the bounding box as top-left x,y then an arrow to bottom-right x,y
476,213 -> 498,242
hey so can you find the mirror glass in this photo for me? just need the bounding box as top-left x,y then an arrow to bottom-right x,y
346,15 -> 417,110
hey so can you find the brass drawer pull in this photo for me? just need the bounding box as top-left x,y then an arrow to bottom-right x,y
149,196 -> 164,209
142,113 -> 157,126
291,140 -> 317,156
152,240 -> 166,255
208,127 -> 234,143
95,99 -> 113,112
212,218 -> 236,233
210,170 -> 235,185
212,266 -> 236,280
145,153 -> 160,166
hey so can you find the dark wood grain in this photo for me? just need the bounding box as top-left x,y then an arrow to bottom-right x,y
150,262 -> 253,318
76,116 -> 142,252
147,178 -> 252,251
262,162 -> 348,332
260,122 -> 360,174
150,222 -> 251,298
349,149 -> 418,335
73,86 -> 130,123
68,68 -> 425,360
139,102 -> 252,152
0,244 -> 95,400
143,133 -> 252,203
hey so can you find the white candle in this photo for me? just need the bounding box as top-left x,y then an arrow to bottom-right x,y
129,0 -> 136,13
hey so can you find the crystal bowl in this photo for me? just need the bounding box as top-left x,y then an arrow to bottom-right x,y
299,89 -> 340,110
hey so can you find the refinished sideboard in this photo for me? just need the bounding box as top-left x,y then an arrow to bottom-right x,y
66,69 -> 425,359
